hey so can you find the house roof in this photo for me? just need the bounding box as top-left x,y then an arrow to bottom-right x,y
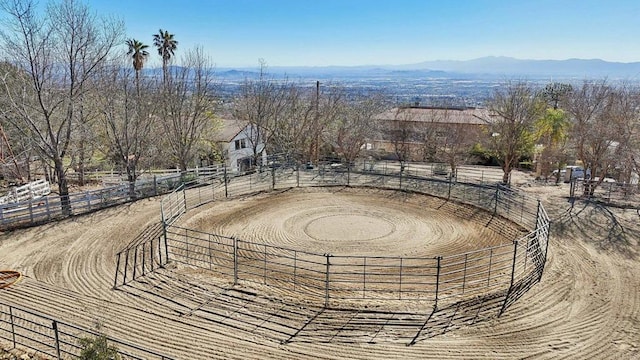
374,106 -> 491,125
213,119 -> 249,142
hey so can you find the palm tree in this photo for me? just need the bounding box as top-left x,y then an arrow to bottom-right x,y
153,29 -> 178,83
125,38 -> 149,94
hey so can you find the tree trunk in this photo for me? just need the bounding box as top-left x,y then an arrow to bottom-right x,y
179,157 -> 188,173
77,140 -> 86,186
502,167 -> 511,185
54,158 -> 71,216
163,61 -> 168,87
135,70 -> 140,98
127,163 -> 137,200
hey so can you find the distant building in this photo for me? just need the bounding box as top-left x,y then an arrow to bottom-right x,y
371,106 -> 490,161
213,119 -> 267,172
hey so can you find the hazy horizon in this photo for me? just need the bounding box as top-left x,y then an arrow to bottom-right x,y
88,0 -> 640,68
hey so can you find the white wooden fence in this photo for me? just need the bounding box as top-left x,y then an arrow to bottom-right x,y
0,179 -> 51,205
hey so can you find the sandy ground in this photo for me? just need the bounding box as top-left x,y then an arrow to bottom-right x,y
0,173 -> 639,359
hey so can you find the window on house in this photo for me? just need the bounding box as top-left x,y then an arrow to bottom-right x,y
234,139 -> 246,150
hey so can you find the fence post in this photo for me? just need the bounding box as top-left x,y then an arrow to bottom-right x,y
141,242 -> 146,276
224,167 -> 229,198
85,192 -> 91,212
487,249 -> 493,287
113,252 -> 121,289
45,197 -> 51,221
520,193 -> 525,224
493,185 -> 500,215
28,198 -> 34,223
398,257 -> 403,300
296,164 -> 300,187
182,186 -> 187,211
52,321 -> 61,360
509,241 -> 518,288
153,175 -> 158,196
185,228 -> 190,265
447,175 -> 452,200
540,222 -> 550,281
271,165 -> 276,190
9,306 -> 15,348
500,240 -> 519,316
233,238 -> 238,285
324,254 -> 331,308
538,204 -> 550,281
434,256 -> 442,309
362,256 -> 367,299
462,254 -> 468,294
132,245 -> 138,280
208,234 -> 212,271
163,224 -> 170,264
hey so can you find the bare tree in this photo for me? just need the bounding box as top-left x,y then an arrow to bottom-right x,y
0,61 -> 32,182
269,83 -> 316,162
233,60 -> 287,167
388,107 -> 416,172
416,122 -> 439,162
325,89 -> 387,167
564,80 -> 618,194
159,47 -> 218,172
98,64 -> 156,199
610,85 -> 640,187
435,109 -> 481,176
0,0 -> 123,214
485,81 -> 545,184
566,82 -> 640,195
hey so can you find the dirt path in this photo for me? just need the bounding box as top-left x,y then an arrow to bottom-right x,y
0,183 -> 638,359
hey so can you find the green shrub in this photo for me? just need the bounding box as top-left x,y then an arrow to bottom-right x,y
78,334 -> 120,360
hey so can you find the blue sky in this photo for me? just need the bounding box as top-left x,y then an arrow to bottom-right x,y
90,0 -> 640,67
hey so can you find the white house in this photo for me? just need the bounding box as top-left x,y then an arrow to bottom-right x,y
214,119 -> 267,173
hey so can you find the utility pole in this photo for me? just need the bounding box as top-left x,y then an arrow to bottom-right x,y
315,80 -> 320,165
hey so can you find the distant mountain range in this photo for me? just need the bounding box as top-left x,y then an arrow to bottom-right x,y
215,56 -> 640,80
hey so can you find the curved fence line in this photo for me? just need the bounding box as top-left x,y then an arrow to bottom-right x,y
116,163 -> 550,316
0,301 -> 173,360
0,173 -> 187,231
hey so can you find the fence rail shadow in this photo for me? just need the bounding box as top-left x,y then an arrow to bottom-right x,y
112,161 -> 550,345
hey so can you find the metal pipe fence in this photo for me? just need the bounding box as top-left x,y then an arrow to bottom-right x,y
113,234 -> 169,288
0,171 -> 198,231
141,162 -> 551,312
571,179 -> 640,207
0,302 -> 173,359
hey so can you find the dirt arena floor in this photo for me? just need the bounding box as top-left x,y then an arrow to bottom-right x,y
0,174 -> 639,359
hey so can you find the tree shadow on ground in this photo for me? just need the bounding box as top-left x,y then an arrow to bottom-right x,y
553,200 -> 639,259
